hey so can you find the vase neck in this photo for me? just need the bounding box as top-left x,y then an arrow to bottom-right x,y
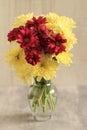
34,77 -> 51,86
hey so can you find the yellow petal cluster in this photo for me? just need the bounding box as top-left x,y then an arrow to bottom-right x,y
6,47 -> 58,83
33,54 -> 58,80
6,45 -> 25,66
56,52 -> 73,66
14,63 -> 35,83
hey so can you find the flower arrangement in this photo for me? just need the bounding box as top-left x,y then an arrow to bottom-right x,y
6,13 -> 77,117
6,12 -> 77,83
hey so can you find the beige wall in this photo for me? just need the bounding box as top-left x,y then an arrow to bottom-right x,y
0,0 -> 87,87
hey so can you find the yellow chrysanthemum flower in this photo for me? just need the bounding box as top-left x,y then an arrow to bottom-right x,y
64,31 -> 77,51
12,13 -> 33,28
56,52 -> 73,66
59,16 -> 76,30
6,45 -> 35,83
14,63 -> 35,83
46,13 -> 76,33
33,54 -> 58,80
6,45 -> 25,66
46,13 -> 61,34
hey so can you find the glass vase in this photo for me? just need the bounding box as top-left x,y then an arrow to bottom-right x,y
27,77 -> 58,121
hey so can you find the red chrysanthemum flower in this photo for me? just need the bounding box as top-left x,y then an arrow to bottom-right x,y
33,16 -> 47,26
45,42 -> 55,54
7,27 -> 21,42
26,16 -> 47,29
17,27 -> 39,49
25,50 -> 41,65
54,33 -> 67,55
38,25 -> 51,39
54,44 -> 66,55
45,33 -> 67,55
34,24 -> 52,50
25,16 -> 50,51
55,33 -> 67,44
25,20 -> 34,28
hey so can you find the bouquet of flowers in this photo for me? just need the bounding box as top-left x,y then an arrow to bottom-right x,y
6,13 -> 77,116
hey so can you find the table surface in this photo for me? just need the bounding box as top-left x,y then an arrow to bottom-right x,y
0,85 -> 87,130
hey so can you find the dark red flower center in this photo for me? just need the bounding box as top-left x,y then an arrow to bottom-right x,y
56,41 -> 60,45
24,37 -> 30,43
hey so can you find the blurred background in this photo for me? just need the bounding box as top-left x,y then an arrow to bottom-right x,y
0,0 -> 87,87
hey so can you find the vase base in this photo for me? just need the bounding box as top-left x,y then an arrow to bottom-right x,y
33,114 -> 51,121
